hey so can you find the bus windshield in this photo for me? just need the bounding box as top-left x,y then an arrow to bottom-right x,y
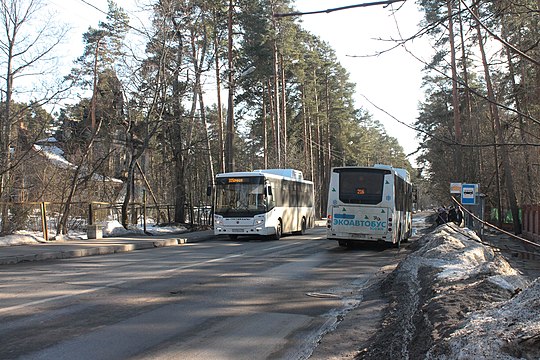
215,176 -> 267,216
336,168 -> 390,205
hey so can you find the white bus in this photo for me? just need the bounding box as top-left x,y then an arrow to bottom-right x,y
326,164 -> 413,248
213,169 -> 315,240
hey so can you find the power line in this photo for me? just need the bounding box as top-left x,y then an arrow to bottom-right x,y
273,0 -> 406,18
349,2 -> 540,150
77,0 -> 147,36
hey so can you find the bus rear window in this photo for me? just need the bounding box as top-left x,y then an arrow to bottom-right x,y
336,168 -> 388,204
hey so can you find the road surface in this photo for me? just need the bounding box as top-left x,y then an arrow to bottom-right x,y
0,226 -> 418,359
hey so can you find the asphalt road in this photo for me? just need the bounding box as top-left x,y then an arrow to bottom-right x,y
0,227 -> 409,360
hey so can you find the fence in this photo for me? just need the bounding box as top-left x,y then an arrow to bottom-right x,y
0,201 -> 213,240
522,205 -> 540,243
89,203 -> 213,229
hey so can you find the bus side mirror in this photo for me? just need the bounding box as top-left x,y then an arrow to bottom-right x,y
206,185 -> 212,196
267,186 -> 273,197
412,188 -> 418,203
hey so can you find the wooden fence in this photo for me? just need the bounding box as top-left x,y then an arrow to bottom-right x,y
522,205 -> 540,243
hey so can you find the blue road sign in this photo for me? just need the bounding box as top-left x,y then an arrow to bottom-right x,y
461,183 -> 477,205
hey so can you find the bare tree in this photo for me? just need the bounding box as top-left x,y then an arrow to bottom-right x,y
0,0 -> 67,233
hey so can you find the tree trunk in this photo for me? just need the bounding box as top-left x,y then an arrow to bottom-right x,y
191,28 -> 214,183
474,5 -> 521,234
313,69 -> 323,218
447,0 -> 463,181
301,86 -> 309,177
504,36 -> 534,204
262,88 -> 268,169
213,21 -> 225,174
273,41 -> 281,167
280,53 -> 287,166
267,78 -> 277,167
224,0 -> 235,172
457,0 -> 480,182
121,156 -> 136,228
174,152 -> 186,223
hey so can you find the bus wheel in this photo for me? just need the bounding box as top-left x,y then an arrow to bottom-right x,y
228,235 -> 238,240
272,220 -> 282,240
293,217 -> 306,235
402,227 -> 411,243
338,240 -> 348,247
393,230 -> 401,249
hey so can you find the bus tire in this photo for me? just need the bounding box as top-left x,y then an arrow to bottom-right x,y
293,217 -> 306,235
393,229 -> 401,249
272,220 -> 282,240
403,225 -> 411,243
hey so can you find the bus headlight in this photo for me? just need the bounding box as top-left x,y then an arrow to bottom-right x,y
255,219 -> 263,225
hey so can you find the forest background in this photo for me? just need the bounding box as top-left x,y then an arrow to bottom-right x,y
0,0 -> 538,236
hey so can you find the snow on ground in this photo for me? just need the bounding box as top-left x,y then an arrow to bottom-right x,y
431,278 -> 540,359
0,231 -> 49,246
361,222 -> 539,359
0,221 -> 189,246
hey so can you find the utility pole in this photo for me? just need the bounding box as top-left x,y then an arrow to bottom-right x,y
224,0 -> 234,172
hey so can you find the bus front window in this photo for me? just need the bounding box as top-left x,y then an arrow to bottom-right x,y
215,177 -> 267,216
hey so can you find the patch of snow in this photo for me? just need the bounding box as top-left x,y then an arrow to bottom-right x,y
90,173 -> 123,183
0,232 -> 46,246
33,144 -> 74,169
36,137 -> 58,143
102,220 -> 144,237
433,278 -> 540,360
0,221 -> 189,246
33,144 -> 122,183
397,222 -> 536,360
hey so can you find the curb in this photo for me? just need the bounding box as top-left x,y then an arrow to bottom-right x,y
0,233 -> 214,266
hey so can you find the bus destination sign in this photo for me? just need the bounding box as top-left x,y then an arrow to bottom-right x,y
228,178 -> 246,183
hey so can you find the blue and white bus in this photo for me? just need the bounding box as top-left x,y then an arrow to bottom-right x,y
213,169 -> 315,240
326,164 -> 413,248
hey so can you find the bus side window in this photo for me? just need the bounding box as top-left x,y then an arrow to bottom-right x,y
266,185 -> 275,209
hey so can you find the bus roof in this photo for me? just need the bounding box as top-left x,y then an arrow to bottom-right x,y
394,168 -> 411,182
332,165 -> 411,183
216,169 -> 311,183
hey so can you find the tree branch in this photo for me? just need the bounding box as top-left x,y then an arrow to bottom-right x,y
273,0 -> 405,18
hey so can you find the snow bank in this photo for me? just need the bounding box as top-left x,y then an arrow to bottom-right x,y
0,221 -> 189,246
414,223 -> 536,359
102,220 -> 144,237
363,222 -> 537,360
101,220 -> 188,237
0,232 -> 46,246
429,278 -> 540,360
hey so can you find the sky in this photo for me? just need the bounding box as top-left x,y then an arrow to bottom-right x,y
293,0 -> 432,162
47,0 -> 431,165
